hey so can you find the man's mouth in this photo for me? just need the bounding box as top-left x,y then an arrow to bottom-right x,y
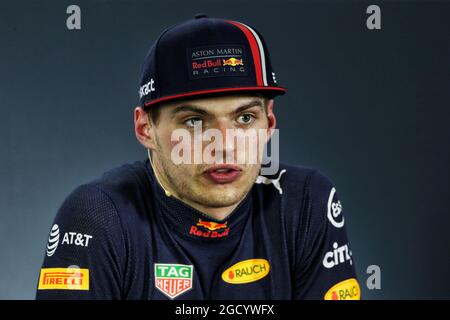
203,165 -> 243,184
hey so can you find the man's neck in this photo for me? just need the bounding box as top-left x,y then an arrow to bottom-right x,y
178,196 -> 241,221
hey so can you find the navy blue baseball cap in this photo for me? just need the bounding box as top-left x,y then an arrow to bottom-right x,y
139,14 -> 287,108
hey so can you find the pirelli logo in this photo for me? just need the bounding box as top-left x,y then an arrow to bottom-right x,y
38,267 -> 89,290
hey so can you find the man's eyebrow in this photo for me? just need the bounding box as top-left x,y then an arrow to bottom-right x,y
170,105 -> 209,117
233,100 -> 264,114
170,99 -> 264,117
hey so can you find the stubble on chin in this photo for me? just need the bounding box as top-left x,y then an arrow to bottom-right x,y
171,165 -> 260,209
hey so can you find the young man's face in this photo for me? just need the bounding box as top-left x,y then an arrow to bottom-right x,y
142,93 -> 276,210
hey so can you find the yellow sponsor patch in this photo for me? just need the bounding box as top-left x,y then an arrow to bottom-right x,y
222,259 -> 270,284
324,278 -> 360,300
38,267 -> 89,290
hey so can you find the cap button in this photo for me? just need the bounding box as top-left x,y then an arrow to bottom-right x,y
194,13 -> 208,19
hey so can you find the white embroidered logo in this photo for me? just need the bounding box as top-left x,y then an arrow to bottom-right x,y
327,187 -> 345,228
46,224 -> 60,257
255,169 -> 286,195
139,78 -> 156,98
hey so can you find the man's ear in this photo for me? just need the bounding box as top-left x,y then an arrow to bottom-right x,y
134,106 -> 157,150
265,99 -> 277,142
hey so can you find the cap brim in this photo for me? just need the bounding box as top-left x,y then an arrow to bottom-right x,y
143,86 -> 287,109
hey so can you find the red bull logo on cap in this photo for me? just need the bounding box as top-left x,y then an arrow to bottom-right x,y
222,57 -> 244,66
187,45 -> 248,80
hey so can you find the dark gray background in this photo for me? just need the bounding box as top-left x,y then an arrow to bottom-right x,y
1,0 -> 449,299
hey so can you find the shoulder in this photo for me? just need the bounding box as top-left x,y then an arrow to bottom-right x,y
256,163 -> 341,230
89,159 -> 150,196
255,162 -> 335,198
55,159 -> 150,231
274,162 -> 337,202
278,164 -> 347,244
84,159 -> 151,210
281,163 -> 341,223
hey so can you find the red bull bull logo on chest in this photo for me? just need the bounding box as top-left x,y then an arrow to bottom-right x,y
189,218 -> 229,238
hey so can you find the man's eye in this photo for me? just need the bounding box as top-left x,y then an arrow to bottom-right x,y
184,117 -> 202,128
237,114 -> 255,125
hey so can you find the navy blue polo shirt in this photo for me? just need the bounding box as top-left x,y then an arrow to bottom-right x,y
36,159 -> 359,300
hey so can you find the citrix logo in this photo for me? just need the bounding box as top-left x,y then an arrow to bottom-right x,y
322,242 -> 353,269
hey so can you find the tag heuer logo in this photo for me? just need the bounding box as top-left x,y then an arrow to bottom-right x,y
154,263 -> 193,299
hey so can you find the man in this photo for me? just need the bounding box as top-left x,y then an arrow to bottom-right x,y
36,14 -> 360,300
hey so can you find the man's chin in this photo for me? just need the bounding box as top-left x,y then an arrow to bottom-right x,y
193,187 -> 248,208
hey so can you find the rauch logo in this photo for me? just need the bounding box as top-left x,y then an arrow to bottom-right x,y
222,259 -> 270,284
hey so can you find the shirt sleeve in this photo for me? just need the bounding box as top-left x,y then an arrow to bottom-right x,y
35,184 -> 125,300
294,170 -> 361,300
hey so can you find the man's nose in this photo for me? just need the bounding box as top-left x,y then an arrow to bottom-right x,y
208,119 -> 237,163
